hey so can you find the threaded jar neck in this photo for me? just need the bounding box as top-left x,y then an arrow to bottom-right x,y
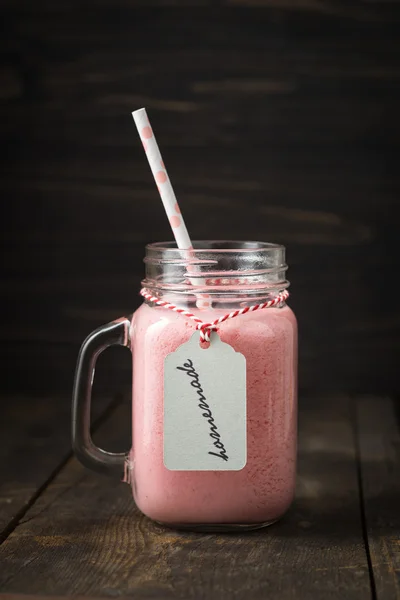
142,241 -> 289,302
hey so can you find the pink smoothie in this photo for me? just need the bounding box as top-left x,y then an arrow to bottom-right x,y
130,301 -> 297,525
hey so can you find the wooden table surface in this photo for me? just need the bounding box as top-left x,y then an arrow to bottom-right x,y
0,394 -> 399,599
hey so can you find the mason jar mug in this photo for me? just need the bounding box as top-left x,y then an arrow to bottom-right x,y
72,241 -> 298,532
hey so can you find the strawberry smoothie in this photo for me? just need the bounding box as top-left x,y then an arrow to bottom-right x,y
129,300 -> 297,527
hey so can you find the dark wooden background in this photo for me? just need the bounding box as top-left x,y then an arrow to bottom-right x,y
1,1 -> 399,396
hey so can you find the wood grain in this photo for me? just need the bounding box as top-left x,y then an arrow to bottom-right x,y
0,393 -> 118,540
0,596 -> 134,600
0,596 -> 143,600
0,396 -> 371,599
356,396 -> 400,600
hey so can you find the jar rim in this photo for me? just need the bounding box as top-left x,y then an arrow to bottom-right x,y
146,240 -> 284,253
143,240 -> 288,298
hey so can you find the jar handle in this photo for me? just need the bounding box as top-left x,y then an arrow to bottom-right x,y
72,317 -> 131,478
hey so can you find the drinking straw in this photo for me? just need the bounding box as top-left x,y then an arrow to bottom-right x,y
132,108 -> 209,308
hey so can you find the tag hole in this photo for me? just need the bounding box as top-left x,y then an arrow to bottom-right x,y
200,340 -> 210,350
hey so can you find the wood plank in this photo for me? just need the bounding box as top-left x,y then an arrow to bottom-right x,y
1,149 -> 398,395
0,393 -> 119,540
0,396 -> 371,599
226,0 -> 398,16
1,4 -> 400,395
1,10 -> 399,149
0,0 -> 210,6
0,596 -> 137,600
356,396 -> 400,600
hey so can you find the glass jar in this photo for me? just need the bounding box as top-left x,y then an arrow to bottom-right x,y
72,241 -> 297,532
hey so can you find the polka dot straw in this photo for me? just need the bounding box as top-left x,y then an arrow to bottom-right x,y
132,108 -> 192,249
132,107 -> 210,309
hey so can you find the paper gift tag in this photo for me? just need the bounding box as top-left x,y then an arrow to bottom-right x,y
164,332 -> 247,471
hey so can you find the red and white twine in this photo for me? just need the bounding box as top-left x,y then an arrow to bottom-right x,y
140,288 -> 289,343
